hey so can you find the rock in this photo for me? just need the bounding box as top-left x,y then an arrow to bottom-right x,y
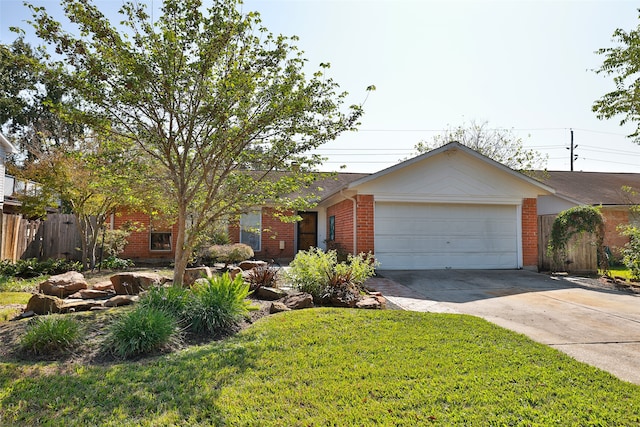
110,272 -> 168,295
282,292 -> 314,310
270,301 -> 291,314
355,297 -> 381,309
238,260 -> 267,271
92,281 -> 114,291
227,266 -> 243,280
256,286 -> 288,301
61,300 -> 103,313
26,294 -> 65,315
373,295 -> 387,309
183,267 -> 213,287
104,295 -> 138,307
38,271 -> 88,298
78,289 -> 114,299
11,310 -> 35,320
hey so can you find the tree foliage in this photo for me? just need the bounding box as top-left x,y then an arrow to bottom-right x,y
593,11 -> 640,142
25,0 -> 367,283
413,120 -> 547,172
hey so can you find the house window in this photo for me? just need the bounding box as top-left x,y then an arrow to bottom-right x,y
150,217 -> 172,251
329,215 -> 335,241
240,210 -> 261,252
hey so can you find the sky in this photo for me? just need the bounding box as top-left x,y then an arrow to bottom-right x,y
1,0 -> 640,174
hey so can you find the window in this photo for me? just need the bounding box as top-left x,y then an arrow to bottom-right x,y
240,210 -> 261,252
150,217 -> 172,251
329,215 -> 336,241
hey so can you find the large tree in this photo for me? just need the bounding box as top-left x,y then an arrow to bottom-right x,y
413,120 -> 547,172
593,12 -> 640,142
26,0 -> 366,283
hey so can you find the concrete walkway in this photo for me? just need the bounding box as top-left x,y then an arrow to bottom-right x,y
366,270 -> 640,385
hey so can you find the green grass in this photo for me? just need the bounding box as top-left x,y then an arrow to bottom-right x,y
0,276 -> 42,293
0,292 -> 31,305
603,266 -> 635,281
20,315 -> 83,355
1,309 -> 640,425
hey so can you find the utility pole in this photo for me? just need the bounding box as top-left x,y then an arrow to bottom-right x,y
567,128 -> 578,171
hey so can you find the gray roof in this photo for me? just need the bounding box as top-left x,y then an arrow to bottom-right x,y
535,171 -> 640,206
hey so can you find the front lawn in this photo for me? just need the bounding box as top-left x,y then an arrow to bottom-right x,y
1,309 -> 639,425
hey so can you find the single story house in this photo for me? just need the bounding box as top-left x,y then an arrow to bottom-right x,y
117,142 -> 560,270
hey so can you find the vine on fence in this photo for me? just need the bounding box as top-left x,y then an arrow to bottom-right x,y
548,205 -> 607,272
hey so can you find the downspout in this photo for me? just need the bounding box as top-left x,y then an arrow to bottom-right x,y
340,189 -> 357,254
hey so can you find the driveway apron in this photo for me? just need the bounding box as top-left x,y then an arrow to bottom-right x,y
368,270 -> 640,385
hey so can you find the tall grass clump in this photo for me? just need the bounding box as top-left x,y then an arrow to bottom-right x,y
20,315 -> 83,355
103,306 -> 181,359
187,272 -> 253,335
138,285 -> 192,323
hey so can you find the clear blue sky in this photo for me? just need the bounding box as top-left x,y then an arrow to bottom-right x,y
2,0 -> 639,173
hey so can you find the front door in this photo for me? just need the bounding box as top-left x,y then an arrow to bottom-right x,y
297,212 -> 318,252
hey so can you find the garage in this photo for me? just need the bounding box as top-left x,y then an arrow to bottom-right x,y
375,202 -> 519,269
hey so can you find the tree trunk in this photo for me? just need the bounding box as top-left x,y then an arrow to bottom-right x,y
172,208 -> 189,285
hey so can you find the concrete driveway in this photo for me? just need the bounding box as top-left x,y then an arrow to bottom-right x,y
368,270 -> 640,385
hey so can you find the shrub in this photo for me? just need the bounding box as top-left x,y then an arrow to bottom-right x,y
20,315 -> 83,355
0,258 -> 82,278
103,306 -> 181,359
286,248 -> 378,303
138,285 -> 192,323
246,265 -> 278,291
286,247 -> 337,301
99,256 -> 135,270
201,243 -> 254,266
187,273 -> 253,335
621,226 -> 640,279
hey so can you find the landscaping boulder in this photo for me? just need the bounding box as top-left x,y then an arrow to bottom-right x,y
228,266 -> 243,280
61,300 -> 103,313
238,260 -> 267,271
92,281 -> 114,291
256,286 -> 288,301
77,289 -> 114,299
355,297 -> 382,309
282,292 -> 314,310
270,301 -> 291,314
104,295 -> 138,307
38,271 -> 88,298
183,267 -> 213,287
110,272 -> 168,295
26,294 -> 65,315
193,278 -> 210,287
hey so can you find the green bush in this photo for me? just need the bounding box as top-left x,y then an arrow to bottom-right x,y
99,256 -> 134,270
138,285 -> 192,323
0,258 -> 82,278
201,243 -> 254,265
286,248 -> 378,303
187,273 -> 253,335
20,315 -> 83,355
103,306 -> 181,359
621,226 -> 640,279
286,247 -> 337,301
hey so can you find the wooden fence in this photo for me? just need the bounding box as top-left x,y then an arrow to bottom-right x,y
1,213 -> 82,262
538,214 -> 597,273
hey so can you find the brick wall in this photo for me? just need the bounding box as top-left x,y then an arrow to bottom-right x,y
327,198 -> 355,253
522,198 -> 538,268
228,208 -> 296,261
115,210 -> 178,262
356,194 -> 374,254
602,208 -> 630,259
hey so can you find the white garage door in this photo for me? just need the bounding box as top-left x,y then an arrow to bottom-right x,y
375,202 -> 518,269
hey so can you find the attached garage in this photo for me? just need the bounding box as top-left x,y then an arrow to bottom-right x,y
375,202 -> 518,269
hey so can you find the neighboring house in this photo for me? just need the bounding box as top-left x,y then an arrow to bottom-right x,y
537,171 -> 640,262
0,132 -> 18,214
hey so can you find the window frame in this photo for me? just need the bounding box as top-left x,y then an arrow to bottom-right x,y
240,210 -> 262,252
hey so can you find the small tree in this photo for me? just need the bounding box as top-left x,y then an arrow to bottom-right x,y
413,120 -> 547,173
